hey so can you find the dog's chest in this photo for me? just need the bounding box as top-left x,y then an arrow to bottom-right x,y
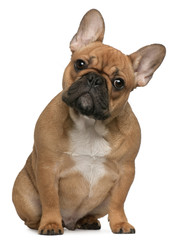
66,116 -> 111,188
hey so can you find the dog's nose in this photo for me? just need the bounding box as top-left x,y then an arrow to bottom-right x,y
87,73 -> 104,87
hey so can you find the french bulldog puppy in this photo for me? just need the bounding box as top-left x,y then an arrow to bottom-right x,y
12,9 -> 166,235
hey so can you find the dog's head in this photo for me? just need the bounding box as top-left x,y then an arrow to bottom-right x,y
62,9 -> 166,120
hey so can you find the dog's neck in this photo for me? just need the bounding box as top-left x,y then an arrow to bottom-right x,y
69,108 -> 108,136
65,108 -> 111,159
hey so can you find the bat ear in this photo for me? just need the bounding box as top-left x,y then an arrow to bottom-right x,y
70,9 -> 105,52
129,44 -> 166,87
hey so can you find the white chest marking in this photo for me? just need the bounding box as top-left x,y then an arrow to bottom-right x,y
65,115 -> 111,195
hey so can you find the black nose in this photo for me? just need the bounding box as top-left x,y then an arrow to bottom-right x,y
86,72 -> 104,87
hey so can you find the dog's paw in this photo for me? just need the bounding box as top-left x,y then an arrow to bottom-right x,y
111,222 -> 135,234
38,223 -> 64,235
76,216 -> 101,230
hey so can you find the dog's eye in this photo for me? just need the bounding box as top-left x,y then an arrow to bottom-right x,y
113,78 -> 125,90
74,59 -> 88,71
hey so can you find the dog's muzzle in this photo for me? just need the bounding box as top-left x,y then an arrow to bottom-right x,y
62,72 -> 110,120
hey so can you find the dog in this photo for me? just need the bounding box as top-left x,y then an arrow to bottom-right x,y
12,9 -> 166,235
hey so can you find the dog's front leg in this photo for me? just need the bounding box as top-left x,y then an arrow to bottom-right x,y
108,161 -> 135,234
36,156 -> 64,235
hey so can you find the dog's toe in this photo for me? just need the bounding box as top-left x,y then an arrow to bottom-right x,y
111,222 -> 135,234
39,223 -> 64,235
76,216 -> 101,230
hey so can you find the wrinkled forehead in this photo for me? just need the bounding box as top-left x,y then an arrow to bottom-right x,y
72,43 -> 131,72
72,43 -> 134,85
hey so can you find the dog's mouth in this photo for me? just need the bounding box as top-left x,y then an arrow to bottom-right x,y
62,72 -> 110,120
76,92 -> 94,116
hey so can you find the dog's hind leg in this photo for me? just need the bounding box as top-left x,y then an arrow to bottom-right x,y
12,168 -> 41,230
76,215 -> 101,230
76,196 -> 110,230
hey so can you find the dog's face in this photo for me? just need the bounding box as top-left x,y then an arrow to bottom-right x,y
62,10 -> 166,120
62,42 -> 135,120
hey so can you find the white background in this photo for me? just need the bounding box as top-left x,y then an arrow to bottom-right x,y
0,0 -> 185,239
